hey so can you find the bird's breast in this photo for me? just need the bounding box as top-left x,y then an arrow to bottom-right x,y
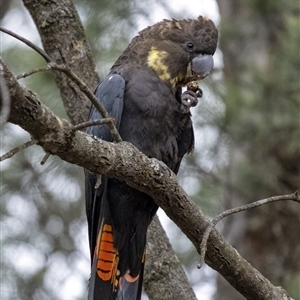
118,71 -> 191,169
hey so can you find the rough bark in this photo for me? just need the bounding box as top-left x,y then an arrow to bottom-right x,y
1,58 -> 293,300
144,215 -> 197,300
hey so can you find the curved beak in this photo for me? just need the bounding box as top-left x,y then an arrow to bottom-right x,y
191,54 -> 214,79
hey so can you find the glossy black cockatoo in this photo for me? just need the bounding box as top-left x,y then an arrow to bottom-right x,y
85,16 -> 218,300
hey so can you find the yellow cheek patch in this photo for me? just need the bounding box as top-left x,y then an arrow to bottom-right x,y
147,47 -> 189,88
147,47 -> 171,82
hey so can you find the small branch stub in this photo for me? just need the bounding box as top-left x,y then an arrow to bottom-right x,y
0,139 -> 38,161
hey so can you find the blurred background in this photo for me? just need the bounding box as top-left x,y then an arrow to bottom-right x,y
1,0 -> 299,299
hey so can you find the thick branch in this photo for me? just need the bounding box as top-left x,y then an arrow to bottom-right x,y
2,58 -> 293,300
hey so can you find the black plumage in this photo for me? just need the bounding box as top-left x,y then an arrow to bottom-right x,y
85,16 -> 218,300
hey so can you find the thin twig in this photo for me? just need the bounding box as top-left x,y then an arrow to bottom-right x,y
0,72 -> 11,128
16,65 -> 52,80
72,118 -> 114,131
0,139 -> 38,161
1,28 -> 122,143
197,191 -> 300,269
0,27 -> 51,63
40,153 -> 51,165
49,62 -> 122,142
57,47 -> 67,64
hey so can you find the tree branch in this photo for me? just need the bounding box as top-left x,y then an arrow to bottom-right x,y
0,70 -> 11,128
48,62 -> 122,141
0,27 -> 51,62
0,25 -> 122,142
16,65 -> 52,80
2,57 -> 293,300
198,191 -> 300,268
72,118 -> 115,131
0,139 -> 38,161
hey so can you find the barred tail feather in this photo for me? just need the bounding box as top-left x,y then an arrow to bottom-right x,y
88,222 -> 120,300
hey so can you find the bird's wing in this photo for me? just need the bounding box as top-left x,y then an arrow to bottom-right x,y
86,74 -> 125,140
85,74 -> 125,300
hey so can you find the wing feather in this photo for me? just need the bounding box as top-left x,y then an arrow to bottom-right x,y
85,74 -> 125,300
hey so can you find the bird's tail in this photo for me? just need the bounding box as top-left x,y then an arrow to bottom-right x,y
116,263 -> 144,300
88,221 -> 145,300
88,222 -> 119,300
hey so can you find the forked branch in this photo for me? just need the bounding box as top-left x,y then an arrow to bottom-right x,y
0,26 -> 122,142
198,191 -> 300,268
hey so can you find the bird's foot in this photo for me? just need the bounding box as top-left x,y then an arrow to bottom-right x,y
179,90 -> 200,113
179,81 -> 203,113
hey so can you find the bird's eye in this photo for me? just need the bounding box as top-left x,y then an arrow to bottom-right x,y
186,42 -> 195,51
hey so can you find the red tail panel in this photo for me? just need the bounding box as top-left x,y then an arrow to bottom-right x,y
94,224 -> 120,289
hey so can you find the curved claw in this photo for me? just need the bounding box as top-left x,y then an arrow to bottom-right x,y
179,90 -> 199,114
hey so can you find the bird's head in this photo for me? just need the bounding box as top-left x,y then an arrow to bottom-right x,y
112,16 -> 218,88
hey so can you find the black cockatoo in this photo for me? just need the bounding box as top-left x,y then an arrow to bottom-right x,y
85,16 -> 218,300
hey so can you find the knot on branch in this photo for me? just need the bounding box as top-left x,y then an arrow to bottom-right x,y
37,117 -> 75,154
